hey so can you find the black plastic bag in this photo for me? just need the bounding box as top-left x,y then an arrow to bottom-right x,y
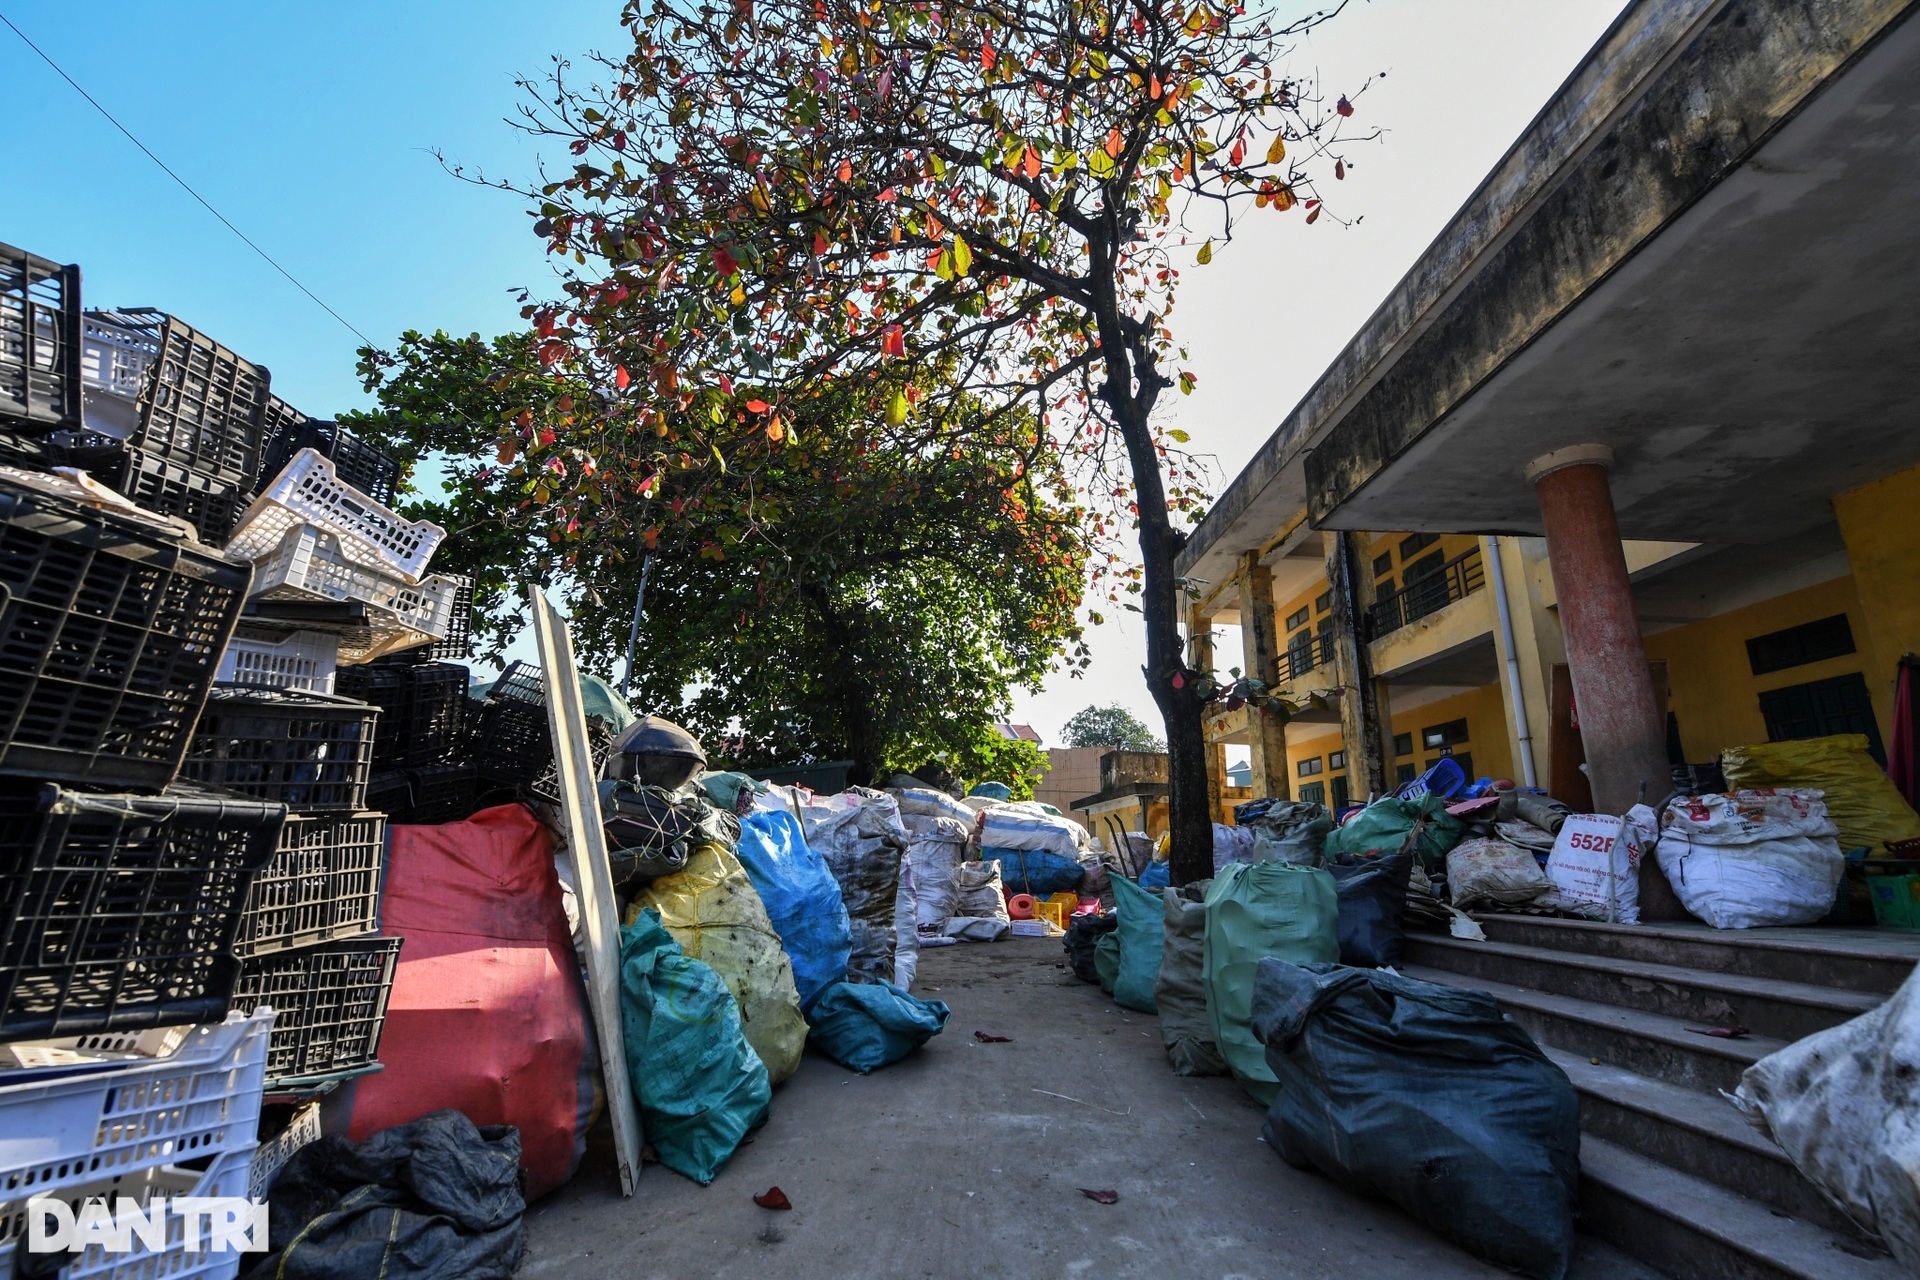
1251,960 -> 1580,1280
1062,911 -> 1117,984
1328,852 -> 1411,967
247,1110 -> 526,1280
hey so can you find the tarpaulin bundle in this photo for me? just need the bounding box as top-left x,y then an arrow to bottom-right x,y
805,979 -> 950,1073
983,846 -> 1084,897
348,804 -> 592,1201
1252,961 -> 1581,1280
733,808 -> 853,1011
249,1110 -> 525,1280
598,779 -> 741,892
620,909 -> 771,1185
630,841 -> 809,1084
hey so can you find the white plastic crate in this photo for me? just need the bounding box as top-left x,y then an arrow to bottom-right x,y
247,1098 -> 322,1200
214,628 -> 339,694
77,309 -> 164,441
0,1011 -> 271,1280
248,523 -> 463,663
227,448 -> 444,584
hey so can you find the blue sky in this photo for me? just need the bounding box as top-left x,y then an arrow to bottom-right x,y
1,2 -> 614,417
1,1 -> 1629,739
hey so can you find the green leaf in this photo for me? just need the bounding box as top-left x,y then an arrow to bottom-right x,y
1168,428 -> 1190,443
1195,240 -> 1213,265
951,236 -> 972,276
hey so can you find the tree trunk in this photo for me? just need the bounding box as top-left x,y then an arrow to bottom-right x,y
803,583 -> 884,785
1089,258 -> 1213,887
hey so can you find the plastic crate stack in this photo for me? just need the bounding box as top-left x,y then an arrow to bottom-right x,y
468,660 -> 561,809
0,286 -> 286,1274
196,442 -> 490,1091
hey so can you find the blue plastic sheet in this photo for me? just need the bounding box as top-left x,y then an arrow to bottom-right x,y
733,810 -> 853,1010
984,847 -> 1083,896
805,980 -> 950,1073
1138,861 -> 1172,891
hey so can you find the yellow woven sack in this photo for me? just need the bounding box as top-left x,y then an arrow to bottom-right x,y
627,841 -> 809,1083
1721,734 -> 1920,855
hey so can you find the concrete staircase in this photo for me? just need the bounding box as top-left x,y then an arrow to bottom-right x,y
1402,916 -> 1916,1280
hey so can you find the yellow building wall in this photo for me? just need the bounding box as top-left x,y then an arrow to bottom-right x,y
1640,576 -> 1874,764
1834,462 -> 1920,734
1389,685 -> 1514,786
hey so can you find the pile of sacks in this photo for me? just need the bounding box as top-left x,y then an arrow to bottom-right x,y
1064,808 -> 1583,1279
593,773 -> 950,1186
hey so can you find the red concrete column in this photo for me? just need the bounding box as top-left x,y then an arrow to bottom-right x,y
1527,447 -> 1670,817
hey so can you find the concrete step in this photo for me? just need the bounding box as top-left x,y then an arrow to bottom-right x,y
1474,916 -> 1918,997
1406,934 -> 1879,1043
1400,964 -> 1783,1095
1544,1048 -> 1869,1241
1578,1135 -> 1900,1280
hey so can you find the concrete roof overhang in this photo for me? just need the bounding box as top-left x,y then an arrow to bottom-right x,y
1178,0 -> 1920,582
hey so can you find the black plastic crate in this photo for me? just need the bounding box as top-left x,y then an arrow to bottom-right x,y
0,242 -> 82,432
0,782 -> 286,1041
129,315 -> 270,485
230,937 -> 402,1087
0,469 -> 252,790
529,714 -> 614,803
234,811 -> 386,958
259,419 -> 400,505
69,442 -> 253,546
487,660 -> 545,706
0,430 -> 66,472
423,576 -> 472,661
257,394 -> 309,476
181,686 -> 380,812
336,661 -> 468,767
469,696 -> 551,789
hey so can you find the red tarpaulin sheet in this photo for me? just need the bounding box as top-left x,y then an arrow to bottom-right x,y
349,803 -> 596,1199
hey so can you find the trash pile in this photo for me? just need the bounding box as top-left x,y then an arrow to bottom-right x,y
1056,736 -> 1920,1277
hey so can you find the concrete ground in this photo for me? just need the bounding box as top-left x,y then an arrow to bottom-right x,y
523,938 -> 1661,1280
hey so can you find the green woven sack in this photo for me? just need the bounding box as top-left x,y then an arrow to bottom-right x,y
1203,862 -> 1338,1104
619,909 -> 771,1185
1109,873 -> 1164,1014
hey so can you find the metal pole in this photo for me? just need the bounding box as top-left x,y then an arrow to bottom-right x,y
620,552 -> 654,699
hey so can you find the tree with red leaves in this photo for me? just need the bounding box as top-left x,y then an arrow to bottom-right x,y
489,0 -> 1370,882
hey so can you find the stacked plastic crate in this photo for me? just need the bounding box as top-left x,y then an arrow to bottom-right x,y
200,442 -> 480,1093
0,241 -> 278,1280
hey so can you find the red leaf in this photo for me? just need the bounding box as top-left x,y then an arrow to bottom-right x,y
1104,128 -> 1124,159
569,138 -> 589,156
980,42 -> 996,71
753,1187 -> 793,1210
1079,1189 -> 1119,1205
745,398 -> 771,414
813,231 -> 829,256
713,246 -> 740,277
881,325 -> 906,359
973,1031 -> 1011,1043
1171,672 -> 1186,689
536,428 -> 556,449
1022,146 -> 1041,179
614,365 -> 631,390
836,158 -> 853,182
1336,95 -> 1354,117
718,373 -> 736,396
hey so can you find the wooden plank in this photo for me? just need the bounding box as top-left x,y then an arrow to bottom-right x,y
528,585 -> 644,1196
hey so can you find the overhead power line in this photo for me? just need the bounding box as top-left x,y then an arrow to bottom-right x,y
0,11 -> 376,347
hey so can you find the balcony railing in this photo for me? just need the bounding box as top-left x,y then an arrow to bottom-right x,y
1275,633 -> 1333,685
1368,548 -> 1485,637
